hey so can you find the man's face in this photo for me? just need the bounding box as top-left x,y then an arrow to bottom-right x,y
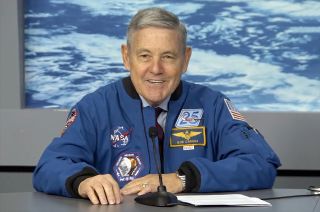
122,27 -> 192,106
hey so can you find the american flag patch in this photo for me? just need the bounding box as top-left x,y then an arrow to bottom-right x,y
224,99 -> 246,121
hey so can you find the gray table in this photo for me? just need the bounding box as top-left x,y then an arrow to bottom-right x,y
0,189 -> 319,212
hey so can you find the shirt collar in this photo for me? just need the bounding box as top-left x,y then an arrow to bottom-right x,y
139,95 -> 170,111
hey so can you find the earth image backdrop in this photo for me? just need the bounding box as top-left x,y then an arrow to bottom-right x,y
24,0 -> 320,111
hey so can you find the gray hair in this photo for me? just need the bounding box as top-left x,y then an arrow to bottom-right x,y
127,7 -> 187,49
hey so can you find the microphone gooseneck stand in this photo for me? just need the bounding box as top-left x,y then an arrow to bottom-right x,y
134,127 -> 179,207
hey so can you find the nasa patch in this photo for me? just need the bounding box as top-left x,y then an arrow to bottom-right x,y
175,109 -> 203,128
113,153 -> 143,182
110,126 -> 131,148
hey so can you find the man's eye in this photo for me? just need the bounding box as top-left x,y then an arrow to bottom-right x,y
139,54 -> 151,61
162,55 -> 175,61
140,54 -> 149,58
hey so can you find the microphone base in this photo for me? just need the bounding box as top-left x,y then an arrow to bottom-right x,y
135,190 -> 178,207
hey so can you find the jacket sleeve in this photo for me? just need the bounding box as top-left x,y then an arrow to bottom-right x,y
32,99 -> 100,197
181,95 -> 281,192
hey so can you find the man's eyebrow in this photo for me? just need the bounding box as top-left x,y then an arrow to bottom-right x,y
162,51 -> 177,55
135,49 -> 178,56
136,49 -> 151,54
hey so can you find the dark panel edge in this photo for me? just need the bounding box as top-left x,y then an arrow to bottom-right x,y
0,166 -> 35,172
277,170 -> 320,177
1,167 -> 320,176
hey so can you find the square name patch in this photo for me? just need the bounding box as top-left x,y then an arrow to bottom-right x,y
170,126 -> 206,147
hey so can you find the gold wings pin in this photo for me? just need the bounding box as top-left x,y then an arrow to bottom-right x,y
172,130 -> 202,141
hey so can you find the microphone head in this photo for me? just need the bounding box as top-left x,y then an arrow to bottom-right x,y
149,127 -> 158,138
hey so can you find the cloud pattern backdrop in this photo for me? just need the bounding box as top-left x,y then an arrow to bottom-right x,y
24,0 -> 320,111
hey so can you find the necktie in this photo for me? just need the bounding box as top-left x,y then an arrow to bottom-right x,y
155,107 -> 164,172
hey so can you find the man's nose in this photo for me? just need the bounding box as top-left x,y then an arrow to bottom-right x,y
150,58 -> 163,74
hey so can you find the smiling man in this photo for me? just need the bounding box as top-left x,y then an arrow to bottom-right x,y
122,26 -> 191,107
33,7 -> 281,205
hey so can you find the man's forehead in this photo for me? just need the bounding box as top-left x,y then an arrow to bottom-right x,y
131,27 -> 182,41
129,28 -> 184,53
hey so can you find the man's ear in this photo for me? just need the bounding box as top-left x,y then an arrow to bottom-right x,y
182,46 -> 192,73
121,44 -> 130,71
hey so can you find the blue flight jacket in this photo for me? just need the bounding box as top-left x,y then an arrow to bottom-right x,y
33,77 -> 281,197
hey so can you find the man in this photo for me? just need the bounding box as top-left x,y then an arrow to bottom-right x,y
33,7 -> 281,205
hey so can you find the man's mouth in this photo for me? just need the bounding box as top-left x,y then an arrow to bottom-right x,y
147,79 -> 165,84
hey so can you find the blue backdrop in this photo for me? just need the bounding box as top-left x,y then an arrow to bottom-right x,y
24,0 -> 320,111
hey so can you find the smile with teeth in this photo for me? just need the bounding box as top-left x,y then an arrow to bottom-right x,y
147,79 -> 165,84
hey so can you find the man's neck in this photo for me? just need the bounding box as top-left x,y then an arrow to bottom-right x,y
139,95 -> 170,111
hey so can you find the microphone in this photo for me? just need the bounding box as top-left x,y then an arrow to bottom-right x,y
134,127 -> 178,207
149,127 -> 165,191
